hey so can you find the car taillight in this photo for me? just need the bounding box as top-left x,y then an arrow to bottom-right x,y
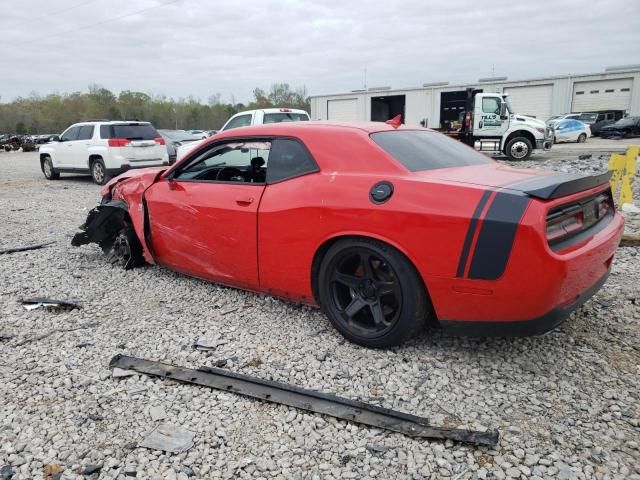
108,138 -> 131,147
280,108 -> 291,112
154,137 -> 165,145
546,206 -> 584,242
464,112 -> 471,128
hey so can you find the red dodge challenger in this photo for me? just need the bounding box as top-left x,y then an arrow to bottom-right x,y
72,121 -> 624,347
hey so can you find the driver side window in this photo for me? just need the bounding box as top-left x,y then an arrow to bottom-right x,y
176,141 -> 271,183
61,126 -> 81,142
482,97 -> 501,115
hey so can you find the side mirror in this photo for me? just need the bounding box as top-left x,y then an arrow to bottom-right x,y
499,102 -> 507,117
50,135 -> 61,142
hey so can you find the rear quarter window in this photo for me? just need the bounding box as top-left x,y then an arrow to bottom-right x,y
371,130 -> 493,172
100,124 -> 159,140
263,112 -> 310,124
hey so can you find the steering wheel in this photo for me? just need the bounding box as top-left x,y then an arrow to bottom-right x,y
216,166 -> 244,182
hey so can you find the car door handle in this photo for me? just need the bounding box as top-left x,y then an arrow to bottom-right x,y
236,197 -> 254,206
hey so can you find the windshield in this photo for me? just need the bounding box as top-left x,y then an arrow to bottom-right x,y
578,113 -> 598,123
504,96 -> 514,114
614,118 -> 637,127
263,112 -> 310,124
371,130 -> 493,172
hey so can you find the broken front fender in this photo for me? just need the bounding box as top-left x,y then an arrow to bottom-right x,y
71,200 -> 129,253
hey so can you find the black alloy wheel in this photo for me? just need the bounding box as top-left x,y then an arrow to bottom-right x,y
318,238 -> 428,348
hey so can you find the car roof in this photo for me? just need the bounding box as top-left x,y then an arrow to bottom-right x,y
72,120 -> 151,126
232,108 -> 309,115
213,120 -> 421,137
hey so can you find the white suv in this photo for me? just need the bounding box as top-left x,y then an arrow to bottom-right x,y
40,121 -> 169,185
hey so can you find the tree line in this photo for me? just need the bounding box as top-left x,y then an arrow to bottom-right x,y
0,83 -> 310,135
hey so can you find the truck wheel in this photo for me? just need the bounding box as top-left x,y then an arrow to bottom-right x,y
42,156 -> 60,180
90,158 -> 110,185
577,133 -> 587,143
317,237 -> 429,348
506,137 -> 532,161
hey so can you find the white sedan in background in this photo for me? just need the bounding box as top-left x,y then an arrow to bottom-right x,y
552,119 -> 591,143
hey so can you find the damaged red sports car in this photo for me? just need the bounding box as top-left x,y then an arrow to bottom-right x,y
72,121 -> 624,347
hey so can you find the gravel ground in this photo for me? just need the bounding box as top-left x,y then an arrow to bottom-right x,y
1,147 -> 639,480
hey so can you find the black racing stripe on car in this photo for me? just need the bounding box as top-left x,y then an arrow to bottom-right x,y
467,192 -> 530,280
456,189 -> 493,278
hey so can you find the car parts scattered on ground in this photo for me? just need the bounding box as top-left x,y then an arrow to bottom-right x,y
0,241 -> 55,255
20,297 -> 81,311
15,322 -> 97,346
109,354 -> 500,447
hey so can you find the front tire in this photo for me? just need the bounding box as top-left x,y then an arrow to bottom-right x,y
505,136 -> 533,161
42,156 -> 60,180
107,227 -> 144,270
577,133 -> 587,143
317,237 -> 429,348
90,158 -> 110,185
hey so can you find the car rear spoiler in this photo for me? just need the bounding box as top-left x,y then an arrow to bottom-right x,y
514,171 -> 612,200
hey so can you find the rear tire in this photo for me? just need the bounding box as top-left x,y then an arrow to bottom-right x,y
505,136 -> 533,161
577,133 -> 587,143
317,237 -> 429,348
90,158 -> 110,185
42,156 -> 60,180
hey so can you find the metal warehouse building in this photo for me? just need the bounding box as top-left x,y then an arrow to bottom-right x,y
309,66 -> 640,128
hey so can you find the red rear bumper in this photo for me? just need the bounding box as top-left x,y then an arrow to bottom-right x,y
426,205 -> 623,336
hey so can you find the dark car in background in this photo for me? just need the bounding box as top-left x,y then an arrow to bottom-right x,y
158,129 -> 201,164
576,111 -> 625,137
599,117 -> 640,138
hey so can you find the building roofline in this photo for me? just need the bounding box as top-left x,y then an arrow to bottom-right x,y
309,68 -> 640,99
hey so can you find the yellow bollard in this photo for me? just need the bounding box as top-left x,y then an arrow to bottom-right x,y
608,146 -> 638,205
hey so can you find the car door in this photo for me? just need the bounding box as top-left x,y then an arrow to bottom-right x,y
73,125 -> 95,168
144,139 -> 270,289
56,126 -> 81,167
554,120 -> 571,142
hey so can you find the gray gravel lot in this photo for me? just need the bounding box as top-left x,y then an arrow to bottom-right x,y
1,146 -> 639,480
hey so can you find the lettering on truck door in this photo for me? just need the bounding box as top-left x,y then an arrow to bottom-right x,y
475,96 -> 505,136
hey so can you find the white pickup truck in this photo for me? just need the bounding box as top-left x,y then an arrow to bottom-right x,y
177,108 -> 310,158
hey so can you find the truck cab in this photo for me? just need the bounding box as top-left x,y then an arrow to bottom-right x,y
460,91 -> 553,161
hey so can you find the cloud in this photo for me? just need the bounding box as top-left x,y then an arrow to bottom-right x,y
0,0 -> 638,102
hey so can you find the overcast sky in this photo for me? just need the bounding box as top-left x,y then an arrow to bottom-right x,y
1,0 -> 639,103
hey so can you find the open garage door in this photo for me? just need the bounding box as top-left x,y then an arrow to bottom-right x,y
327,98 -> 359,121
503,84 -> 553,120
572,78 -> 633,112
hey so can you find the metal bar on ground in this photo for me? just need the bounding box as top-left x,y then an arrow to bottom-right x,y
0,241 -> 55,255
109,354 -> 499,447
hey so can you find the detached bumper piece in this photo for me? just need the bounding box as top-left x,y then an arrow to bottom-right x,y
109,354 -> 499,447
